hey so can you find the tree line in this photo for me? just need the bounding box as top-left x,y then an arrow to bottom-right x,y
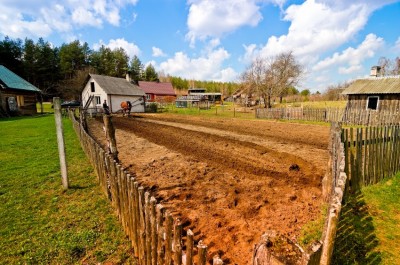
0,37 -> 164,100
0,36 -> 242,100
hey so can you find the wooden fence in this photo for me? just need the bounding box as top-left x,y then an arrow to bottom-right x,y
342,125 -> 400,194
256,107 -> 400,126
256,108 -> 344,123
69,112 -> 217,265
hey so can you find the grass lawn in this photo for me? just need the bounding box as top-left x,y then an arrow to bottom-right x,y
332,173 -> 400,264
0,115 -> 134,264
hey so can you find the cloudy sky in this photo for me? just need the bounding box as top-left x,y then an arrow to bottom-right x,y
0,0 -> 399,92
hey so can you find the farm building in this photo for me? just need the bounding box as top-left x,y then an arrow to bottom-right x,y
138,81 -> 176,103
0,65 -> 40,116
342,76 -> 400,111
342,74 -> 400,125
82,74 -> 146,113
175,88 -> 222,108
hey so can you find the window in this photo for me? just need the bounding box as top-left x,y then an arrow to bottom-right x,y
91,82 -> 95,92
95,96 -> 101,105
146,94 -> 151,100
367,96 -> 379,110
16,95 -> 24,106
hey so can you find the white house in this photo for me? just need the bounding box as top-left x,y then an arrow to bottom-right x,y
82,74 -> 146,113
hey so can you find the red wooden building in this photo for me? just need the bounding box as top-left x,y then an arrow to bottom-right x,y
138,81 -> 176,103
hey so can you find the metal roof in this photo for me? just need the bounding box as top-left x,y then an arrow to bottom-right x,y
0,65 -> 40,92
342,76 -> 400,95
89,74 -> 145,96
138,81 -> 176,96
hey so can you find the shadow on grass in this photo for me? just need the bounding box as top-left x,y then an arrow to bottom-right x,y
332,192 -> 382,265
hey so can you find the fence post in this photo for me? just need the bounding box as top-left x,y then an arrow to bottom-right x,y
53,97 -> 69,189
197,241 -> 207,265
103,114 -> 119,162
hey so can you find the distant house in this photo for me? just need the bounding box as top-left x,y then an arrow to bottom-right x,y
341,67 -> 400,125
0,65 -> 40,116
82,74 -> 146,113
342,76 -> 400,112
138,81 -> 176,103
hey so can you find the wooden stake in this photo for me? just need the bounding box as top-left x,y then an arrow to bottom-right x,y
53,97 -> 69,189
186,230 -> 194,265
103,114 -> 118,162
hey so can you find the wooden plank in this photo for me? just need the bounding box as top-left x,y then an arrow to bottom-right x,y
186,230 -> 194,265
197,241 -> 207,265
138,187 -> 146,265
174,221 -> 183,265
150,197 -> 157,265
130,178 -> 139,258
364,127 -> 369,186
165,213 -> 173,265
157,204 -> 166,265
145,192 -> 152,265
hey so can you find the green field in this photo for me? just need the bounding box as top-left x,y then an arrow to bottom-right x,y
0,115 -> 133,264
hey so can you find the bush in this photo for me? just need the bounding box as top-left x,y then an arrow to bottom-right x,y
146,103 -> 158,113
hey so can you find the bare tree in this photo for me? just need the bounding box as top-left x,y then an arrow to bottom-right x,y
241,52 -> 303,108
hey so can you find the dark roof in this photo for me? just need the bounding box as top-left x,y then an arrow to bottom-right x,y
0,65 -> 40,92
89,74 -> 145,96
138,81 -> 176,96
342,77 -> 400,95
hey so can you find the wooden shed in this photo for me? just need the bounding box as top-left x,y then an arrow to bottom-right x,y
341,76 -> 400,125
0,65 -> 40,116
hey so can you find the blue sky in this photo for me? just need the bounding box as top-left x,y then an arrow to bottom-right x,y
0,0 -> 399,92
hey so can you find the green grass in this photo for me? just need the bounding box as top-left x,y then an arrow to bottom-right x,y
0,115 -> 133,264
332,173 -> 400,265
162,102 -> 257,120
298,204 -> 328,249
275,100 -> 347,108
36,102 -> 54,113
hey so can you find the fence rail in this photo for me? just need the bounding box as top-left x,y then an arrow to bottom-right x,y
256,107 -> 400,126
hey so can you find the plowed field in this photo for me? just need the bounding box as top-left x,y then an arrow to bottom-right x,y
87,113 -> 330,264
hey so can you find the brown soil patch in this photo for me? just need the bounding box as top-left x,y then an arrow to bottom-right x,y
87,113 -> 330,264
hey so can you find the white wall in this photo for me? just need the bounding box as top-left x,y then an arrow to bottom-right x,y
110,95 -> 145,113
81,77 -> 108,109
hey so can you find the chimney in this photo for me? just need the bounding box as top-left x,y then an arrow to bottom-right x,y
370,66 -> 381,77
126,73 -> 131,82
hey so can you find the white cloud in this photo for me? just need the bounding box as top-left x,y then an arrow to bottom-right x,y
72,7 -> 102,27
313,34 -> 384,73
159,48 -> 237,82
93,38 -> 140,58
0,0 -> 138,40
186,0 -> 263,45
152,47 -> 167,57
258,0 -> 371,59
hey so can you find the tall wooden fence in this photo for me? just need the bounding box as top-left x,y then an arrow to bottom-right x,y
69,113 -> 216,265
342,125 -> 400,193
256,107 -> 400,126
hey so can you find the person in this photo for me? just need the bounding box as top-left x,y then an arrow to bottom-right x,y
103,99 -> 110,114
127,101 -> 132,115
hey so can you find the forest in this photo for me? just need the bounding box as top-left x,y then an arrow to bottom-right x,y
0,36 -> 240,100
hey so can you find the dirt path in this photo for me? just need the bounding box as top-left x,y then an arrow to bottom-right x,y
87,114 -> 330,264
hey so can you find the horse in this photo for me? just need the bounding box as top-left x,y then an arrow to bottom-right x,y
120,101 -> 132,116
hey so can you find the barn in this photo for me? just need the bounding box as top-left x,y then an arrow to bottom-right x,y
0,65 -> 40,116
82,74 -> 146,113
138,81 -> 176,104
342,75 -> 400,125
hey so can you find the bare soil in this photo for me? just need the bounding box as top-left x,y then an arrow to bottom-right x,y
87,113 -> 330,264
